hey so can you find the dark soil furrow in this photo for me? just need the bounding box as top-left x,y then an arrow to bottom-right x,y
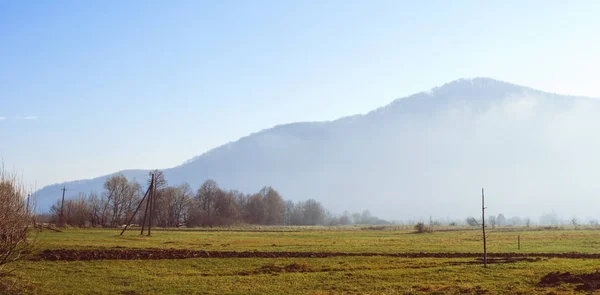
30,249 -> 600,261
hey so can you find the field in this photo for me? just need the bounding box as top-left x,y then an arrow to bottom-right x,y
4,226 -> 600,294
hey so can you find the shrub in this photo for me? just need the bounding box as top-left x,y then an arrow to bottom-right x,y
414,222 -> 429,233
0,167 -> 35,278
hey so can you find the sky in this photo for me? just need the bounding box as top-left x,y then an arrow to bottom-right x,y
1,0 -> 600,189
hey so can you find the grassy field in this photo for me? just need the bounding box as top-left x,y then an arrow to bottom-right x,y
4,226 -> 600,294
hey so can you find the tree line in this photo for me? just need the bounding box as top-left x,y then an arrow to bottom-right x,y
50,172 -> 389,228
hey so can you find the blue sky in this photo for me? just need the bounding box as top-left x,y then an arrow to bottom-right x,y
1,0 -> 599,188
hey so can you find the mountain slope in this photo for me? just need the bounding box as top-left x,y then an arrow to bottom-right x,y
34,78 -> 600,220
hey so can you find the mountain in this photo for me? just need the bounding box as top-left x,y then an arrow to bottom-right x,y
34,78 -> 600,221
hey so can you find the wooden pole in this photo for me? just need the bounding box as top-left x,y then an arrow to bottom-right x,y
148,174 -> 155,236
518,235 -> 521,250
59,186 -> 66,226
140,191 -> 150,235
482,188 -> 487,268
120,185 -> 152,236
140,174 -> 154,235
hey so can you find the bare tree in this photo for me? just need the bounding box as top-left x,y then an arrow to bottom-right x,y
87,192 -> 109,227
213,190 -> 238,225
173,183 -> 192,227
195,180 -> 220,227
261,186 -> 285,225
524,217 -> 531,227
302,199 -> 325,225
496,214 -> 506,226
0,167 -> 34,278
488,215 -> 497,229
466,217 -> 479,226
103,175 -> 142,227
571,217 -> 579,228
153,187 -> 177,227
50,193 -> 89,227
149,170 -> 167,190
244,193 -> 267,224
339,211 -> 351,225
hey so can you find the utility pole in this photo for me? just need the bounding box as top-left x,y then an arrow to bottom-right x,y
26,193 -> 31,213
120,183 -> 153,236
120,173 -> 157,236
482,188 -> 487,268
140,185 -> 151,235
148,174 -> 155,236
60,186 -> 66,226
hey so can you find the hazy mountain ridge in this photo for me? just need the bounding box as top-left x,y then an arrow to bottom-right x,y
34,78 -> 600,220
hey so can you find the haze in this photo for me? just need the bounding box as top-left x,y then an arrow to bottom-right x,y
2,1 -> 600,221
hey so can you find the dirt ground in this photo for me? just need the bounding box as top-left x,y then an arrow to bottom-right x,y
31,248 -> 600,261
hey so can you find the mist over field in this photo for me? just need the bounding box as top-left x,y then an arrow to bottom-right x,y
35,78 -> 600,222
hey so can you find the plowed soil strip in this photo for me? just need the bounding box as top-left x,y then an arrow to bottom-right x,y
30,249 -> 600,261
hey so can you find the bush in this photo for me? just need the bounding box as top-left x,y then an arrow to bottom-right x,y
0,167 -> 35,278
413,222 -> 430,233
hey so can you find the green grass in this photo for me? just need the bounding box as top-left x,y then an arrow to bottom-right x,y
3,227 -> 600,294
33,227 -> 600,254
8,257 -> 600,294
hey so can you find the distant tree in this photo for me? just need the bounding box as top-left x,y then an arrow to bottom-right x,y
153,186 -> 183,227
360,210 -> 373,224
509,216 -> 523,226
302,199 -> 325,225
149,170 -> 167,190
488,215 -> 497,229
195,180 -> 220,227
260,186 -> 285,225
103,174 -> 142,227
524,217 -> 531,227
283,200 -> 295,225
571,217 -> 579,228
213,190 -> 238,225
87,192 -> 104,227
496,214 -> 506,226
339,211 -> 351,225
285,200 -> 304,226
245,193 -> 267,224
174,183 -> 192,226
466,217 -> 479,227
64,193 -> 89,227
539,211 -> 559,225
185,198 -> 202,227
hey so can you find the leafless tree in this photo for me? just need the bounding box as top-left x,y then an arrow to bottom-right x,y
302,199 -> 325,225
50,193 -> 89,227
103,175 -> 142,227
149,170 -> 167,190
173,183 -> 192,226
244,193 -> 267,224
261,186 -> 285,225
195,180 -> 220,227
87,192 -> 104,227
52,176 -> 390,229
213,190 -> 238,225
0,166 -> 35,278
466,216 -> 479,226
488,215 -> 497,229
